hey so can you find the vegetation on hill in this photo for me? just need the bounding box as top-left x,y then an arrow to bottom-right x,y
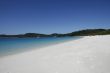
0,29 -> 110,38
68,29 -> 110,36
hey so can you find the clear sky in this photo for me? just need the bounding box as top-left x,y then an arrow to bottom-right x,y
0,0 -> 110,34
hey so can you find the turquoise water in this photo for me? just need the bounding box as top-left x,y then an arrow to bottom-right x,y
0,37 -> 81,57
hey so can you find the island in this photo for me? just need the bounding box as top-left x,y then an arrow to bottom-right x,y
0,29 -> 110,38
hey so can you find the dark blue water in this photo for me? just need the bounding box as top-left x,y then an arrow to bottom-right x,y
0,37 -> 81,56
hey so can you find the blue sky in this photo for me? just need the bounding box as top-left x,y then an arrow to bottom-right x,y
0,0 -> 110,34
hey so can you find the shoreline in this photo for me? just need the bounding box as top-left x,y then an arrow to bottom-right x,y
0,36 -> 81,58
0,35 -> 110,73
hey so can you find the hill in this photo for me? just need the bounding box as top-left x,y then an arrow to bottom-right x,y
0,29 -> 110,38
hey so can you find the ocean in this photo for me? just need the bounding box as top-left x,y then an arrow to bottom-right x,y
0,37 -> 80,57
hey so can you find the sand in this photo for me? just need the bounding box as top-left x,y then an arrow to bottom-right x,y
0,35 -> 110,73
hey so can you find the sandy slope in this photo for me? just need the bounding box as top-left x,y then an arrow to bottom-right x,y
0,35 -> 110,73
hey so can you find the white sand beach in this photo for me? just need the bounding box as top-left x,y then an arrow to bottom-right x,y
0,35 -> 110,73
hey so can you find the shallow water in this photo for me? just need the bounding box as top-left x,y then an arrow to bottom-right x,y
0,37 -> 80,56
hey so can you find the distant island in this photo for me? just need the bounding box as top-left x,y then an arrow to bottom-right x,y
0,29 -> 110,38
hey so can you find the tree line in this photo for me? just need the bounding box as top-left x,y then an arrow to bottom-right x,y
0,29 -> 110,38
